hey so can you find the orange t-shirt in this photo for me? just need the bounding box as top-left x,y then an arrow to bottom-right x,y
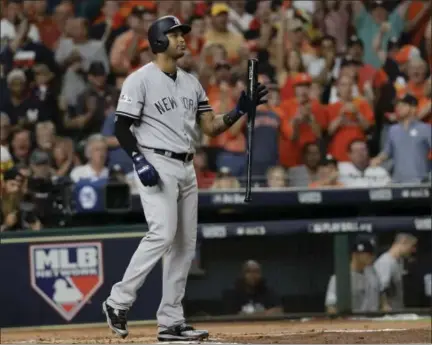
357,65 -> 388,93
418,97 -> 432,124
279,99 -> 328,167
327,98 -> 375,161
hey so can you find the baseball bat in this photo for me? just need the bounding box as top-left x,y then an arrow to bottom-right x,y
244,58 -> 258,203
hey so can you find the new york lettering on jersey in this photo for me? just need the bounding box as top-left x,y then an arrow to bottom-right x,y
116,62 -> 209,154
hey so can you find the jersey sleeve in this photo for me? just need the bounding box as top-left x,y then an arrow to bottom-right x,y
374,256 -> 393,292
116,72 -> 145,120
196,80 -> 213,117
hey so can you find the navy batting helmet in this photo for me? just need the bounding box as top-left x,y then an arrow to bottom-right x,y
148,16 -> 191,53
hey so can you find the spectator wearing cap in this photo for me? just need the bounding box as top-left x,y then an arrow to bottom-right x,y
309,155 -> 343,188
1,69 -> 45,128
371,94 -> 432,183
89,0 -> 128,53
325,235 -> 380,314
70,134 -> 109,183
338,139 -> 391,188
351,0 -> 411,68
266,166 -> 286,189
65,61 -> 117,141
327,74 -> 374,162
110,6 -> 155,75
417,77 -> 431,124
0,0 -> 40,46
210,166 -> 240,190
29,148 -> 52,180
287,142 -> 321,187
204,3 -> 244,62
279,73 -> 328,168
55,17 -> 110,107
9,127 -> 31,166
193,148 -> 216,189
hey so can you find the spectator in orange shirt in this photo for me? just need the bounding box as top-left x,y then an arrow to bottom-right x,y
110,6 -> 155,75
327,75 -> 374,162
309,155 -> 343,188
418,77 -> 431,124
204,3 -> 244,62
279,73 -> 328,168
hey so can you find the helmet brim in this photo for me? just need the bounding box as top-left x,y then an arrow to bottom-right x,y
165,24 -> 191,35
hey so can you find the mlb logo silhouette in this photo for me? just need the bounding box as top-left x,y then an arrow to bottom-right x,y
29,242 -> 104,321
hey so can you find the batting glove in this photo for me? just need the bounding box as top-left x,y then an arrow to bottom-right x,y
132,153 -> 159,187
236,83 -> 269,115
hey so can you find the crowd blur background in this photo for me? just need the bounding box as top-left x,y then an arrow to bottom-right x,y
0,0 -> 431,231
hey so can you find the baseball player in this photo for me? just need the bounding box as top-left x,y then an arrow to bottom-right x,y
325,236 -> 381,314
374,233 -> 417,311
102,16 -> 268,341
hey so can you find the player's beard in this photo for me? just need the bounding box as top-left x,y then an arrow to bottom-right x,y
167,45 -> 186,60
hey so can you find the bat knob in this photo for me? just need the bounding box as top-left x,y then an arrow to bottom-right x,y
244,196 -> 252,203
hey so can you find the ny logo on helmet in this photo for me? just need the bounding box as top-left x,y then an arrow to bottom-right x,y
173,17 -> 181,25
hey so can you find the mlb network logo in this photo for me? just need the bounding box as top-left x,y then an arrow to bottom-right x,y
29,242 -> 104,321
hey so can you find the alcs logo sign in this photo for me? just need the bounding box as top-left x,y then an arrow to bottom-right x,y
29,242 -> 104,321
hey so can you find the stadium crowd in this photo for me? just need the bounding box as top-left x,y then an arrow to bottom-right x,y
0,0 -> 431,231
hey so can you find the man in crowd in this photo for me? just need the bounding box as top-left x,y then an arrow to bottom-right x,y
371,94 -> 432,183
339,139 -> 391,187
70,134 -> 108,182
325,236 -> 380,314
374,233 -> 418,311
287,142 -> 321,187
223,260 -> 283,316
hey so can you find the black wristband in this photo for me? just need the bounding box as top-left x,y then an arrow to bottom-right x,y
223,108 -> 242,127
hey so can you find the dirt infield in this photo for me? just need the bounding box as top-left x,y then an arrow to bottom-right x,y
2,318 -> 431,344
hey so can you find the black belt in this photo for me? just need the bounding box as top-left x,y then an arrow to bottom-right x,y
143,147 -> 194,163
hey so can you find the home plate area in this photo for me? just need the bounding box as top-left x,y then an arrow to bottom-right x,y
1,317 -> 431,344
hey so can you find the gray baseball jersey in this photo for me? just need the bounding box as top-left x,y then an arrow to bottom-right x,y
374,252 -> 404,310
107,61 -> 213,332
325,266 -> 381,312
115,62 -> 211,153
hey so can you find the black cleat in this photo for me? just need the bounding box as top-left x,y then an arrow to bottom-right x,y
102,301 -> 129,338
158,324 -> 209,342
